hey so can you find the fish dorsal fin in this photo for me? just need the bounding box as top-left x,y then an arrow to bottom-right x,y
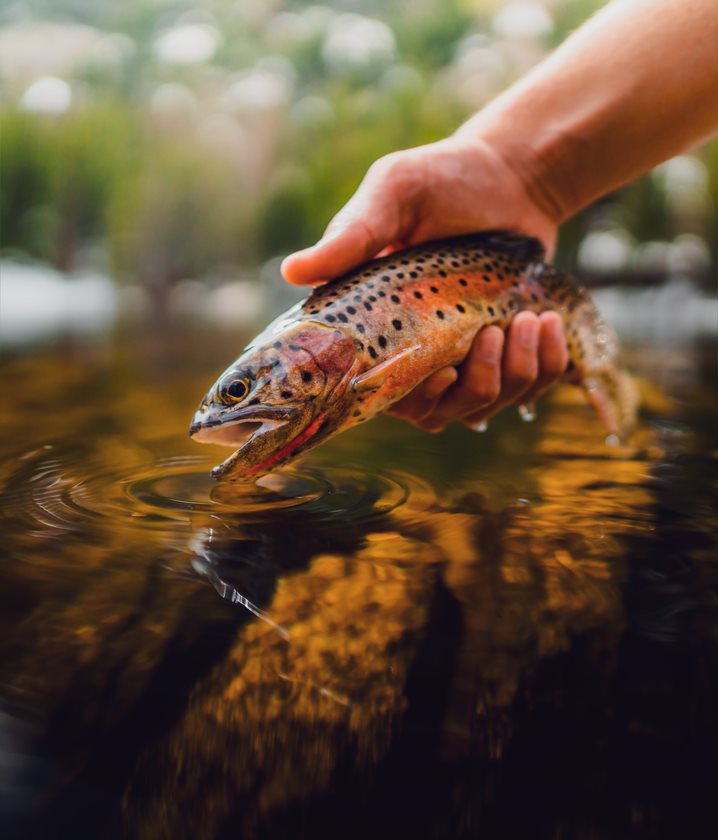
466,229 -> 546,263
352,345 -> 420,393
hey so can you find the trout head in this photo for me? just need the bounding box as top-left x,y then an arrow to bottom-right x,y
189,321 -> 358,480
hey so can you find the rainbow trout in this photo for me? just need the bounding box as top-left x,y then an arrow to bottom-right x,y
190,231 -> 637,480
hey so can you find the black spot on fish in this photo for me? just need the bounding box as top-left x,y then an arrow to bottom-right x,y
488,306 -> 495,316
459,278 -> 467,286
409,271 -> 418,278
438,270 -> 447,277
326,315 -> 336,323
451,261 -> 460,268
347,306 -> 356,314
281,390 -> 292,398
456,304 -> 465,313
273,341 -> 282,349
368,346 -> 377,359
392,319 -> 402,330
396,273 -> 404,279
364,302 -> 372,311
301,371 -> 312,383
369,295 -> 377,302
378,335 -> 387,348
388,264 -> 397,270
483,275 -> 491,283
391,294 -> 400,303
436,310 -> 445,319
338,313 -> 348,323
357,324 -> 365,334
378,291 -> 386,297
353,410 -> 361,417
400,259 -> 409,265
289,344 -> 300,351
430,286 -> 438,294
414,291 -> 423,299
382,275 -> 391,282
531,293 -> 538,302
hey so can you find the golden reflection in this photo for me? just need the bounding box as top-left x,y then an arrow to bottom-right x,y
0,353 -> 676,836
111,392 -> 660,836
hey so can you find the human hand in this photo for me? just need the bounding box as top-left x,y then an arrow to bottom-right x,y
281,135 -> 566,430
387,310 -> 568,432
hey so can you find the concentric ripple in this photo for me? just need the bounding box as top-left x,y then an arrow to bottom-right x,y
0,443 -> 437,545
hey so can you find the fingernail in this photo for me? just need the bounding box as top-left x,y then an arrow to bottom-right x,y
517,317 -> 539,347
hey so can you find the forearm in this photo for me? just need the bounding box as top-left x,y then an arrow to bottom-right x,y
457,0 -> 718,223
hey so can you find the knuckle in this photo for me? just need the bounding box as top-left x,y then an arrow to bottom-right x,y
369,153 -> 400,178
507,365 -> 537,390
465,377 -> 500,405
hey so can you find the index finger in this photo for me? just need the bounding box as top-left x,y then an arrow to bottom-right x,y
280,158 -> 407,285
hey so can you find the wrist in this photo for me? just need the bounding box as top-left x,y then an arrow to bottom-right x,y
456,101 -> 580,228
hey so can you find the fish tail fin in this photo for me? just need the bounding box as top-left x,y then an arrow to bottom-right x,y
564,298 -> 639,440
582,366 -> 639,440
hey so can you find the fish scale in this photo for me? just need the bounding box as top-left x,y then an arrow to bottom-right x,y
190,231 -> 638,480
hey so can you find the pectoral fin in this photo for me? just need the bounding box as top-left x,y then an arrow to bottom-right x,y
352,345 -> 421,393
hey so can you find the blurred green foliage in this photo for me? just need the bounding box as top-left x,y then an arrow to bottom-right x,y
1,0 -> 716,285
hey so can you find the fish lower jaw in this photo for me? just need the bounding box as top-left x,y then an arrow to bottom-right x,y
212,413 -> 328,481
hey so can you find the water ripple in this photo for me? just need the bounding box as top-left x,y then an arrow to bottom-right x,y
0,445 -> 437,543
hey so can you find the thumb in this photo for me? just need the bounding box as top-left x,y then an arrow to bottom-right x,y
281,164 -> 406,286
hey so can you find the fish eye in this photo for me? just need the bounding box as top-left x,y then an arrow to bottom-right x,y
219,376 -> 251,405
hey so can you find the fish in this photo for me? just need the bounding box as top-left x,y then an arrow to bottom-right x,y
189,231 -> 638,480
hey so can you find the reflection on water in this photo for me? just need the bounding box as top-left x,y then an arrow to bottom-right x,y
0,323 -> 716,839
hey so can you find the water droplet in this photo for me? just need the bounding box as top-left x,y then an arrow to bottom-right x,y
471,421 -> 489,433
518,404 -> 536,423
605,434 -> 620,447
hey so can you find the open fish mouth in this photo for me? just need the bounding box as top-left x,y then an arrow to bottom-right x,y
189,419 -> 264,447
189,405 -> 319,481
189,404 -> 296,444
212,413 -> 323,481
210,418 -> 291,479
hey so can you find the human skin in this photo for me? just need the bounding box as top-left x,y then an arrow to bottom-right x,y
282,0 -> 718,432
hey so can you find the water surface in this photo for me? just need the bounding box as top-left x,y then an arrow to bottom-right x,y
0,317 -> 716,840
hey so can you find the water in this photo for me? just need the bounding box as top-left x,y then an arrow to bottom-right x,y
0,317 -> 716,840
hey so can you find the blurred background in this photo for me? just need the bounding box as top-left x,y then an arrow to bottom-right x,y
1,0 -> 716,347
1,8 -> 717,836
